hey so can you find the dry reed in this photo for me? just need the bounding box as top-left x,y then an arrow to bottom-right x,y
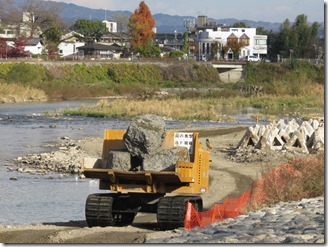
249,153 -> 324,210
74,98 -> 237,122
0,82 -> 48,103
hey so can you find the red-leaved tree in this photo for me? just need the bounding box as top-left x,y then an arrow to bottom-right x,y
0,38 -> 8,58
128,1 -> 155,52
10,36 -> 28,57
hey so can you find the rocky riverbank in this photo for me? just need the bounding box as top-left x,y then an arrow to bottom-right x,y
1,125 -> 324,244
8,136 -> 103,178
146,196 -> 325,244
9,118 -> 324,179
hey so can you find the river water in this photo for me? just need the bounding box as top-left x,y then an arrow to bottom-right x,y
0,100 -> 263,225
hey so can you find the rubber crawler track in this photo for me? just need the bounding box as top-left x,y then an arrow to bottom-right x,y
85,193 -> 115,227
157,196 -> 202,230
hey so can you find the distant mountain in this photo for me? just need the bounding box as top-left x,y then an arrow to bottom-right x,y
12,0 -> 324,34
152,13 -> 194,33
152,14 -> 282,32
59,3 -> 131,24
55,4 -> 283,32
210,18 -> 282,32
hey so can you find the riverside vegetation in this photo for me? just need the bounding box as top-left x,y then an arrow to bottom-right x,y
0,60 -> 324,121
249,153 -> 324,211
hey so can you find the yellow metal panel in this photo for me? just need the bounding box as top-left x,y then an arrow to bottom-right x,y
161,131 -> 175,149
102,129 -> 126,159
84,129 -> 210,195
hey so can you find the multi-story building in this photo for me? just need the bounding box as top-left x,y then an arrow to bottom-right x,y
102,20 -> 117,33
0,26 -> 16,39
194,16 -> 267,61
197,15 -> 209,27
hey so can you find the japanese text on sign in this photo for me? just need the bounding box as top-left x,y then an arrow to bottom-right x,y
173,132 -> 194,154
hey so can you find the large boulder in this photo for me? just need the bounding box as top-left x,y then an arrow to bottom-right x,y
123,114 -> 166,159
142,146 -> 190,171
107,150 -> 131,170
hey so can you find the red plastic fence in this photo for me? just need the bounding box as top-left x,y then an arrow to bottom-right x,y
184,189 -> 253,229
184,163 -> 296,230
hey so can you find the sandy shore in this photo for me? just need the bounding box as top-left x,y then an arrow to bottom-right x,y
0,126 -> 305,243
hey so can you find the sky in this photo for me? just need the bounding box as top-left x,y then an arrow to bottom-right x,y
49,0 -> 324,23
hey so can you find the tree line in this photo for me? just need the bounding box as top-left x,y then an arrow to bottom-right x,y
0,0 -> 323,60
256,14 -> 323,60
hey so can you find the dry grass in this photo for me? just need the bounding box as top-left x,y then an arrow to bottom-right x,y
0,81 -> 48,103
249,153 -> 324,210
62,89 -> 324,122
65,98 -> 237,122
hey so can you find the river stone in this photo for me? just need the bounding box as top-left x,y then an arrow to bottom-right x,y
107,150 -> 131,170
142,146 -> 190,171
123,114 -> 166,158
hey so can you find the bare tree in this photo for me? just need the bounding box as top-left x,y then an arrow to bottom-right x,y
112,13 -> 130,45
19,0 -> 66,38
0,0 -> 21,25
113,13 -> 129,33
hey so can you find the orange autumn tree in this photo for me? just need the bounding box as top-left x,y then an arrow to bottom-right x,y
128,1 -> 157,57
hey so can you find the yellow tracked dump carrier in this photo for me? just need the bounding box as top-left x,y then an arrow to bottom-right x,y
82,129 -> 210,229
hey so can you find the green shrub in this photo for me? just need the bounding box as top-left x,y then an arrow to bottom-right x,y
7,62 -> 49,84
245,62 -> 324,95
0,63 -> 14,78
107,67 -> 120,83
169,50 -> 184,58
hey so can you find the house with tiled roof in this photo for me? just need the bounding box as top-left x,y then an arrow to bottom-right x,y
24,38 -> 43,55
77,43 -> 123,59
58,31 -> 85,58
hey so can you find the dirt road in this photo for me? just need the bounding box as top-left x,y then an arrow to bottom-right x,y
0,126 -> 290,244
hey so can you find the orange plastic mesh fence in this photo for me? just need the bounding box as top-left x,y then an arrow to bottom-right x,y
184,163 -> 294,230
184,188 -> 253,229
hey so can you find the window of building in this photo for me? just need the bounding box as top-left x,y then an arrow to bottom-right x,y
227,33 -> 238,46
255,39 -> 267,45
239,33 -> 250,46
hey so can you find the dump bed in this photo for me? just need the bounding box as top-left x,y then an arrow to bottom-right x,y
82,129 -> 210,194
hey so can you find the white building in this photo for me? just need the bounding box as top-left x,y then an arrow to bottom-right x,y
0,12 -> 41,39
24,38 -> 43,55
58,42 -> 85,57
196,25 -> 267,60
57,31 -> 85,57
0,27 -> 16,39
102,20 -> 117,33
